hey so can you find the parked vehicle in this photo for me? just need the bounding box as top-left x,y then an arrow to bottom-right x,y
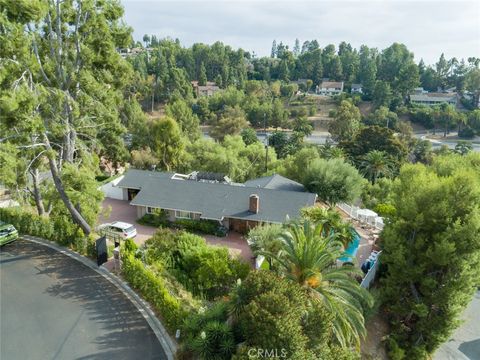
97,221 -> 137,240
0,222 -> 19,246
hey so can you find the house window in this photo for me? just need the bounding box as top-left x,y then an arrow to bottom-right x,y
175,210 -> 193,219
146,206 -> 155,214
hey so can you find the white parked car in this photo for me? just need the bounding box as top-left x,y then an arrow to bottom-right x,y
97,221 -> 137,240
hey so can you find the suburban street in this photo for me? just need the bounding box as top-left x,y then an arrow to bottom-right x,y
0,239 -> 167,360
434,290 -> 480,360
204,130 -> 480,151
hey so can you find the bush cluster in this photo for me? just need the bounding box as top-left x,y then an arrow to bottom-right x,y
143,229 -> 250,300
138,211 -> 227,236
458,127 -> 475,139
0,207 -> 95,257
174,218 -> 227,237
121,241 -> 197,332
180,302 -> 235,360
137,213 -> 168,227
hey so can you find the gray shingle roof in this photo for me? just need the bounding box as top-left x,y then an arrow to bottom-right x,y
119,170 -> 316,223
116,169 -> 174,189
410,93 -> 457,103
244,174 -> 305,192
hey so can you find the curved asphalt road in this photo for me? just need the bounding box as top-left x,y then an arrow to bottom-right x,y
0,239 -> 167,360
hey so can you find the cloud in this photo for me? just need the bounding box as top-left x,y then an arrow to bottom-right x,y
121,0 -> 480,64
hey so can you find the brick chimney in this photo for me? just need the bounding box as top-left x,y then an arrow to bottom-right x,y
249,194 -> 259,214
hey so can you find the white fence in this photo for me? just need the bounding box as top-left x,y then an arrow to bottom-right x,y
360,252 -> 382,289
98,175 -> 124,200
337,203 -> 384,230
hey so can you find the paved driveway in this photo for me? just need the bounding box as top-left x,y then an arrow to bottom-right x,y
99,198 -> 254,264
0,239 -> 167,360
99,198 -> 155,244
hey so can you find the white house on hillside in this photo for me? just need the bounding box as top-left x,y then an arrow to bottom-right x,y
351,83 -> 363,94
409,92 -> 457,107
316,81 -> 344,96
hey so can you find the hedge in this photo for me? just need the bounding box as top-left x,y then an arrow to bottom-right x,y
0,207 -> 96,257
138,212 -> 227,237
173,218 -> 227,237
121,242 -> 201,334
121,252 -> 186,332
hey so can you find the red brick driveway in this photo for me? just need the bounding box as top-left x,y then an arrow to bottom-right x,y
98,198 -> 254,263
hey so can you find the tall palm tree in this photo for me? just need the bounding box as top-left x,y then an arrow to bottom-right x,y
259,220 -> 373,348
359,150 -> 394,184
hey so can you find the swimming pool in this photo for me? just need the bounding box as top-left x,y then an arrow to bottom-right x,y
339,230 -> 361,262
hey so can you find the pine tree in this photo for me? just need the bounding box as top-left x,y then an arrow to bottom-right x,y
381,155 -> 480,358
198,62 -> 207,86
293,38 -> 300,57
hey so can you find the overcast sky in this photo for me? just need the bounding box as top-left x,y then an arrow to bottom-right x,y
121,0 -> 480,65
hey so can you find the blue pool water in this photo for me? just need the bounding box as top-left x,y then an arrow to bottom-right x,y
339,230 -> 361,262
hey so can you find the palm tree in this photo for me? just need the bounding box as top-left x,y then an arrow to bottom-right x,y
359,150 -> 394,184
301,206 -> 355,248
247,223 -> 284,268
259,220 -> 373,348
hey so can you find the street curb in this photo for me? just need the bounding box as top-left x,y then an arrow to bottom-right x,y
21,235 -> 178,360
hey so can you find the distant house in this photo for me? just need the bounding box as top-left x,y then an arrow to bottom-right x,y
409,92 -> 457,107
116,170 -> 316,233
316,81 -> 344,96
118,47 -> 152,58
413,87 -> 428,94
191,81 -> 221,97
351,83 -> 363,94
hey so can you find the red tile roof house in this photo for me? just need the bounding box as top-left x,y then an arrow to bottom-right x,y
115,170 -> 317,234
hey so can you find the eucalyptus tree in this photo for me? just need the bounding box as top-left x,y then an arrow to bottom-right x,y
0,0 -> 134,234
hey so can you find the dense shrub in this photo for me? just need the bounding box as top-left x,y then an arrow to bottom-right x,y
174,218 -> 227,236
121,249 -> 189,332
137,210 -> 168,227
229,271 -> 358,360
409,107 -> 434,129
121,239 -> 201,331
181,303 -> 235,360
144,229 -> 250,300
458,127 -> 475,139
0,207 -> 95,256
289,106 -> 308,118
138,211 -> 227,236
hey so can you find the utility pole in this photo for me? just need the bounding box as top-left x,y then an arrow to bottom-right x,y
264,112 -> 268,171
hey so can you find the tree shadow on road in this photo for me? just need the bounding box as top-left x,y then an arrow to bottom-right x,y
11,241 -> 166,360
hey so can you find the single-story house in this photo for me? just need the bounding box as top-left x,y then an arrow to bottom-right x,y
116,170 -> 317,233
191,81 -> 221,97
351,83 -> 363,94
316,81 -> 344,96
409,92 -> 457,107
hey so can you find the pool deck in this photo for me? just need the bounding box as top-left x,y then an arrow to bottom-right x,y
335,206 -> 380,266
